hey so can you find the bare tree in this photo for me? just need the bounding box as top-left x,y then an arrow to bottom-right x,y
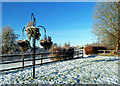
93,2 -> 120,52
64,42 -> 70,48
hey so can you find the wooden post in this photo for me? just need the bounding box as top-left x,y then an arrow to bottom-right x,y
33,38 -> 36,78
20,47 -> 24,69
82,50 -> 83,57
40,55 -> 42,65
77,51 -> 79,57
22,52 -> 24,69
104,50 -> 105,54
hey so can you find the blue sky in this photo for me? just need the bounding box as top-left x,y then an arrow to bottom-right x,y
2,2 -> 97,47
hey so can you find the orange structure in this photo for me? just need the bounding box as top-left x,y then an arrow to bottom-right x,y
85,46 -> 106,55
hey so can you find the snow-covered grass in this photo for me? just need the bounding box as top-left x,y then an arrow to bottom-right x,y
0,55 -> 119,84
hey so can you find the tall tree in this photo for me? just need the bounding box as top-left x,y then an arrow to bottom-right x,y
93,2 -> 120,52
64,42 -> 70,48
53,43 -> 58,47
2,26 -> 19,54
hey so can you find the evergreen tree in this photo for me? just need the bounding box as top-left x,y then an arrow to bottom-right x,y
2,26 -> 19,54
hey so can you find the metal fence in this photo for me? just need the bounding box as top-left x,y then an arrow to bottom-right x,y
0,49 -> 84,72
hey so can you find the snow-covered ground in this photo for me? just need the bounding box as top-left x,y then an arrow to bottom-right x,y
0,52 -> 119,84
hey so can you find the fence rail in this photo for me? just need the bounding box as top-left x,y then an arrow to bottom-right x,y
98,50 -> 120,54
0,50 -> 83,72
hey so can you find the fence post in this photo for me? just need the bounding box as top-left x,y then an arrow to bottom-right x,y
104,50 -> 105,54
82,50 -> 83,57
40,54 -> 42,65
22,52 -> 24,69
77,51 -> 79,57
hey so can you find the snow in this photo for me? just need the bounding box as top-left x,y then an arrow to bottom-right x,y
0,52 -> 119,84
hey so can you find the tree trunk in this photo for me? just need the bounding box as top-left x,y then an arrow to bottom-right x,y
116,38 -> 120,52
116,2 -> 120,53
